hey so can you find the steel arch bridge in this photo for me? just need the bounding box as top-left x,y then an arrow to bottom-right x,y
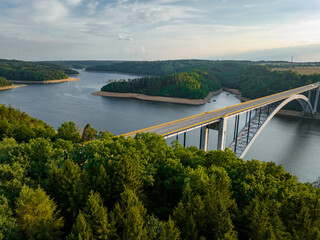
122,83 -> 320,158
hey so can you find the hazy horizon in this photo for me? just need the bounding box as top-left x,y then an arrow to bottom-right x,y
1,0 -> 320,62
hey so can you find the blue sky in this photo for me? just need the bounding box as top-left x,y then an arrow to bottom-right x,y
1,0 -> 320,61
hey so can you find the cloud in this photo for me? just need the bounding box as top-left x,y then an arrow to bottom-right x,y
33,0 -> 68,23
87,0 -> 99,15
118,0 -> 130,5
104,1 -> 201,27
118,34 -> 134,41
65,0 -> 83,6
274,10 -> 320,45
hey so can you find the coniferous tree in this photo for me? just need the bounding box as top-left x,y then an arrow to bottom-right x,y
15,185 -> 64,240
159,217 -> 181,240
57,122 -> 81,143
67,211 -> 93,240
113,189 -> 148,240
47,159 -> 89,229
81,124 -> 97,142
0,195 -> 20,240
82,191 -> 114,239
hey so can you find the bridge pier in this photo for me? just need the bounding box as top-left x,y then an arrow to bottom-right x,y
199,118 -> 228,151
313,86 -> 320,112
199,126 -> 209,151
308,90 -> 312,101
217,118 -> 228,150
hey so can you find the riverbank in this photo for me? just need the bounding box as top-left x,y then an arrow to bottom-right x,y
0,84 -> 27,91
92,89 -> 222,105
222,87 -> 251,102
8,77 -> 79,84
85,70 -> 148,78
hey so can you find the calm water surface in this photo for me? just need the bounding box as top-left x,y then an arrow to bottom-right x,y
0,70 -> 319,183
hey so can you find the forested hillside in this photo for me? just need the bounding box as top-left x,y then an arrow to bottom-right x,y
102,70 -> 221,99
99,61 -> 320,109
48,60 -> 125,69
86,59 -> 230,76
220,65 -> 320,99
0,59 -> 78,81
1,104 -> 320,239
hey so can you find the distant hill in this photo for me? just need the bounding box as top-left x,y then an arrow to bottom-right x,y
47,60 -> 126,69
85,59 -> 250,76
0,59 -> 78,81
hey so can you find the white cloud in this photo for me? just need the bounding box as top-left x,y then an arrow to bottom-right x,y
118,34 -> 134,41
274,11 -> 320,45
65,0 -> 83,6
1,0 -> 320,61
87,0 -> 99,15
33,0 -> 68,23
118,0 -> 130,5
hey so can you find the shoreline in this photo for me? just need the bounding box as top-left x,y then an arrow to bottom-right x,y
0,84 -> 27,91
91,89 -> 222,105
85,70 -> 148,78
8,77 -> 79,84
223,87 -> 320,119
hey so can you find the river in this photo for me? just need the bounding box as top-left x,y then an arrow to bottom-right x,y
0,70 -> 319,183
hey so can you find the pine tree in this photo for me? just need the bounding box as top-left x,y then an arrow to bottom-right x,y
81,124 -> 97,142
0,195 -> 20,240
47,159 -> 89,230
159,217 -> 181,240
92,165 -> 113,207
15,185 -> 64,240
173,167 -> 238,240
113,155 -> 143,194
67,211 -> 93,240
83,191 -> 112,239
113,189 -> 148,240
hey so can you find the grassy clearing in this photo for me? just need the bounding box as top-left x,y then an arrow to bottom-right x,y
271,66 -> 320,75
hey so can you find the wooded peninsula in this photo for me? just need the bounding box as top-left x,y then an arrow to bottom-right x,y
91,60 -> 320,111
0,59 -> 78,83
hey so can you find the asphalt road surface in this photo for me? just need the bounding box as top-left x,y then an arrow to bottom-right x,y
122,83 -> 320,138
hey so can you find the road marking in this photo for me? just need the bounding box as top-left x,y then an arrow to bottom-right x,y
121,83 -> 319,138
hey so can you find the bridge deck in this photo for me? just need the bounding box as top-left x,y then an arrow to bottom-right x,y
122,83 -> 320,138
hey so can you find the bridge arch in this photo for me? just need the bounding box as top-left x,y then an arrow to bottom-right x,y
240,94 -> 314,158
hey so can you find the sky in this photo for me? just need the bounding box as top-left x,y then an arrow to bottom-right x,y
1,0 -> 320,61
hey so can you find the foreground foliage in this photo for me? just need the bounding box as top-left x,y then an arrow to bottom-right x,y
0,105 -> 320,239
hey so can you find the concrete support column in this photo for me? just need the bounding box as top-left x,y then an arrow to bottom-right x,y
217,118 -> 228,150
314,87 -> 320,113
308,90 -> 312,101
199,126 -> 209,151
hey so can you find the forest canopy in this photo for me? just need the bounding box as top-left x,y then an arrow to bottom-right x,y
1,104 -> 320,239
0,59 -> 78,82
102,70 -> 221,99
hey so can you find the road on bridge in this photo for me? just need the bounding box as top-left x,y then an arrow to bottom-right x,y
122,83 -> 320,138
